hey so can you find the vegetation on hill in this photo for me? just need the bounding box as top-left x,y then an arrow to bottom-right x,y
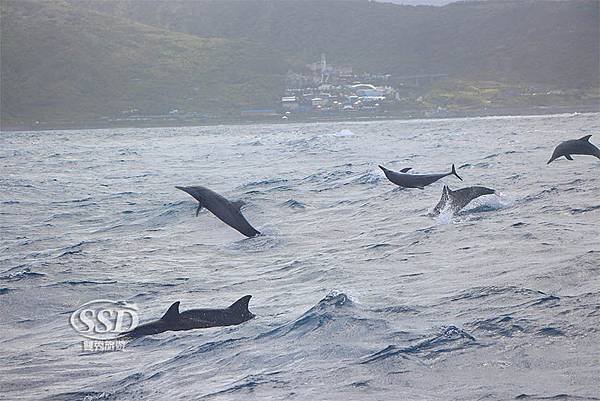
1,0 -> 287,126
1,0 -> 598,128
72,0 -> 599,88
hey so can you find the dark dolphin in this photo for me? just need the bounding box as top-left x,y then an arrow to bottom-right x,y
379,164 -> 462,189
431,185 -> 495,216
122,295 -> 255,338
176,186 -> 260,237
547,135 -> 600,164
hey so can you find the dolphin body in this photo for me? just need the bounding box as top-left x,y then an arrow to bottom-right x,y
547,135 -> 600,164
379,164 -> 462,189
176,186 -> 260,237
122,295 -> 255,338
431,185 -> 495,216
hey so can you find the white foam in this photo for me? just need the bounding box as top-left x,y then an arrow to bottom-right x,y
433,202 -> 456,225
332,129 -> 355,137
462,193 -> 514,213
433,192 -> 513,223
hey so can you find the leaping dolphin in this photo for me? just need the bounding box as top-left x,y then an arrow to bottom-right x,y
122,295 -> 255,338
431,185 -> 495,216
176,186 -> 260,237
379,164 -> 462,189
547,135 -> 600,164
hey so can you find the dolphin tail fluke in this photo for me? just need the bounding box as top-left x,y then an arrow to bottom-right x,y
442,185 -> 455,202
451,164 -> 462,181
442,185 -> 451,197
378,165 -> 388,172
229,295 -> 252,313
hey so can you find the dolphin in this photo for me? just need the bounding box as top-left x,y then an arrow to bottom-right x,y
176,185 -> 260,237
547,135 -> 600,164
379,164 -> 462,189
431,185 -> 495,216
122,295 -> 255,338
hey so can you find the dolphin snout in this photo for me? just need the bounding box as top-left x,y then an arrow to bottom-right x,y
175,186 -> 194,195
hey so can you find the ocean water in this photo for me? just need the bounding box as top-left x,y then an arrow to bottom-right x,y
1,113 -> 599,401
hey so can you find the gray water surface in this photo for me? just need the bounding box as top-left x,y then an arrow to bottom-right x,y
1,113 -> 599,400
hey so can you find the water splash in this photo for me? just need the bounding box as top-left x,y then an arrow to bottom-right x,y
332,129 -> 355,137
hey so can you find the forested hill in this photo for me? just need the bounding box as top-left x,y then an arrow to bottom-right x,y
1,0 -> 598,128
0,0 -> 287,127
71,0 -> 599,88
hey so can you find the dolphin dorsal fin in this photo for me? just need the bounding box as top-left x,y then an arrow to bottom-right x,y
161,302 -> 180,322
229,295 -> 252,313
231,201 -> 245,211
579,135 -> 592,142
400,168 -> 412,173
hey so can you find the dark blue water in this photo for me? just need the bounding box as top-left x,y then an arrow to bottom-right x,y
1,113 -> 599,400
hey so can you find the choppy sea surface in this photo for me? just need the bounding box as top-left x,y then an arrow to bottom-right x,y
1,113 -> 599,401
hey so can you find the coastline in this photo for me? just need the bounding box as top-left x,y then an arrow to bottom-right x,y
1,104 -> 598,132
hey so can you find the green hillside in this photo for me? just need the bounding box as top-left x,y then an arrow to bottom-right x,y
72,0 -> 599,88
1,0 -> 598,129
0,0 -> 287,127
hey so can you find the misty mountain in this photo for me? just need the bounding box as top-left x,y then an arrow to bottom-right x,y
1,0 -> 287,126
1,0 -> 597,127
71,0 -> 598,88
